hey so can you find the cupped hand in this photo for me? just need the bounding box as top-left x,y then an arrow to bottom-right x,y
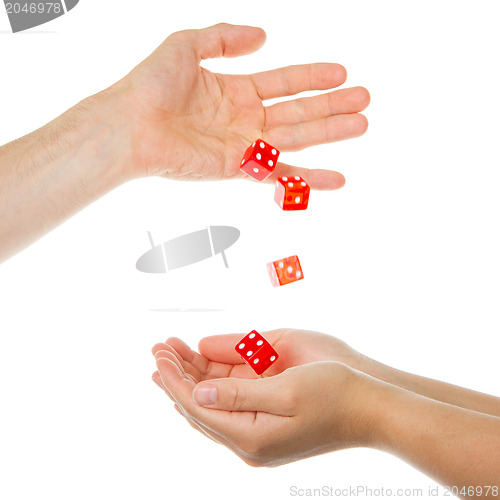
113,23 -> 369,188
198,328 -> 371,376
152,351 -> 374,467
151,329 -> 369,382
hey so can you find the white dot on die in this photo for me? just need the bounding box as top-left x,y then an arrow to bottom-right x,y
247,351 -> 253,357
239,343 -> 245,349
282,176 -> 288,181
253,167 -> 259,173
257,340 -> 263,346
268,160 -> 274,167
253,359 -> 259,364
296,270 -> 302,278
295,196 -> 301,203
270,356 -> 276,362
249,333 -> 256,339
278,261 -> 284,269
288,182 -> 293,188
301,182 -> 306,187
259,142 -> 265,148
295,176 -> 300,180
271,149 -> 277,155
287,266 -> 293,273
256,153 -> 262,160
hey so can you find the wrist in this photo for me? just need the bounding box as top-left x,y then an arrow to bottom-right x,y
68,86 -> 136,186
0,81 -> 138,262
344,348 -> 402,390
325,364 -> 385,450
1,89 -> 132,256
357,355 -> 396,382
28,87 -> 136,198
336,365 -> 422,452
341,369 -> 384,449
354,373 -> 428,453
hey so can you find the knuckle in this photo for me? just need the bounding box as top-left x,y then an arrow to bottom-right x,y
327,91 -> 337,114
288,128 -> 301,151
167,30 -> 184,42
167,29 -> 194,45
282,386 -> 299,411
292,98 -> 307,121
230,383 -> 246,411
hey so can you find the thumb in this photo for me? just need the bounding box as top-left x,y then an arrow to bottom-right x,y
192,375 -> 293,415
172,23 -> 266,60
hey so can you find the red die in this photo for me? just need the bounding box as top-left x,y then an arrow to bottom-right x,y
267,255 -> 304,287
240,140 -> 280,181
275,176 -> 310,211
235,330 -> 278,375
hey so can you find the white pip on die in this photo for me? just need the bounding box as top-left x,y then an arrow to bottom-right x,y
234,330 -> 279,375
239,140 -> 280,181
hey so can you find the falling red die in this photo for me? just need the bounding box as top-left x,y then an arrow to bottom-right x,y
275,176 -> 310,211
235,330 -> 279,375
240,139 -> 280,181
267,255 -> 304,287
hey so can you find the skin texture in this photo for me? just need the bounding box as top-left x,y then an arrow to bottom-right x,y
152,330 -> 500,495
0,23 -> 369,263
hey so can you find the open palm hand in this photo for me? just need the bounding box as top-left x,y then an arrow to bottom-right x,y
120,23 -> 369,189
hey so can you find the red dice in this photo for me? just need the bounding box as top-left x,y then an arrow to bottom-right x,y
275,176 -> 310,211
240,140 -> 280,181
267,255 -> 304,287
235,330 -> 279,375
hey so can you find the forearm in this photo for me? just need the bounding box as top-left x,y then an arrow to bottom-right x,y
0,87 -> 132,263
364,377 -> 500,493
355,356 -> 500,417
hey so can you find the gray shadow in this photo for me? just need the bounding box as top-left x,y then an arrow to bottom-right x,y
149,308 -> 225,313
137,227 -> 240,273
0,30 -> 56,34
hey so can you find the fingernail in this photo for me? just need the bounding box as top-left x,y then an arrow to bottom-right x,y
193,384 -> 217,406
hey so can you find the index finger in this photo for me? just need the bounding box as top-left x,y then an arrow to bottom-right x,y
250,63 -> 347,101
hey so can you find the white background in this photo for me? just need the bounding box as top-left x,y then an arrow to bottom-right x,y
1,1 -> 499,499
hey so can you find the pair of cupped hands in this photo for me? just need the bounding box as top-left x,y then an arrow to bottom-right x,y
152,330 -> 381,467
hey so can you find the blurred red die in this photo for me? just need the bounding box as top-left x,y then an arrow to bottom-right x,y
267,255 -> 304,287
